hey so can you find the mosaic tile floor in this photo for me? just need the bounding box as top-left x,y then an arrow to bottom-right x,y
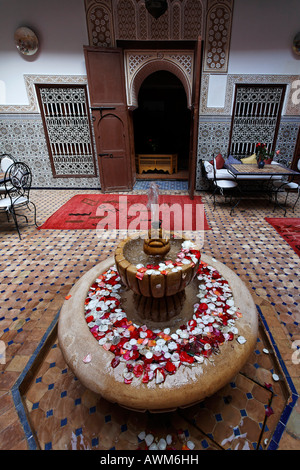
19,319 -> 291,450
0,186 -> 299,451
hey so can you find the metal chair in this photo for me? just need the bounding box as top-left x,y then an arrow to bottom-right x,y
0,154 -> 17,196
271,160 -> 300,216
0,161 -> 37,239
211,156 -> 241,215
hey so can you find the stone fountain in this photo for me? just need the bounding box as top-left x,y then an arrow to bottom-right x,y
58,185 -> 258,412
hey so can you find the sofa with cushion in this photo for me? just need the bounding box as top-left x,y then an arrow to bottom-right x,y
203,153 -> 281,183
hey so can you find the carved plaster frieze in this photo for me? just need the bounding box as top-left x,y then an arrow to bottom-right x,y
0,75 -> 87,114
124,50 -> 194,109
203,0 -> 233,73
85,0 -> 206,45
200,73 -> 300,117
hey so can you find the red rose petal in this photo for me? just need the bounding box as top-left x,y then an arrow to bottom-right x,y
165,360 -> 177,374
111,357 -> 120,368
133,363 -> 144,377
142,372 -> 150,383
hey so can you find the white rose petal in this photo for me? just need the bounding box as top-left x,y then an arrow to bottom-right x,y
237,336 -> 247,344
168,341 -> 178,351
158,438 -> 167,450
145,434 -> 154,447
149,443 -> 158,450
187,440 -> 195,450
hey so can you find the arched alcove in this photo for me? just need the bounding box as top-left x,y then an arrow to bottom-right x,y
133,70 -> 191,176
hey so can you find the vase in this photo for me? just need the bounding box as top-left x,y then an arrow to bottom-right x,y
258,160 -> 265,169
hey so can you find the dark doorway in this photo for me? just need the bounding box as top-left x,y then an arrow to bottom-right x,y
133,70 -> 191,177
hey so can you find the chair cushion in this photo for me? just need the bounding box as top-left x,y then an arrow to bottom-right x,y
284,182 -> 299,190
216,180 -> 238,188
0,197 -> 10,208
0,184 -> 13,192
0,195 -> 28,208
206,169 -> 235,180
241,153 -> 257,164
1,157 -> 14,172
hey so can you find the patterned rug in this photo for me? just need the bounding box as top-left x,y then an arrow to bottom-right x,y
265,218 -> 300,256
38,194 -> 210,231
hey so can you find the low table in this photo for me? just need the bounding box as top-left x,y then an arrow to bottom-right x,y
136,154 -> 178,174
226,163 -> 298,178
226,163 -> 300,214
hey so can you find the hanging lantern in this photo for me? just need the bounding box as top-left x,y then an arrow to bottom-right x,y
145,0 -> 168,19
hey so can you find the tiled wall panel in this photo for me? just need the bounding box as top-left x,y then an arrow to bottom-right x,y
195,116 -> 300,190
1,113 -> 298,190
0,115 -> 100,189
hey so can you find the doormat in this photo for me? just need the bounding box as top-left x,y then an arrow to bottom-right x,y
265,218 -> 300,256
38,194 -> 210,231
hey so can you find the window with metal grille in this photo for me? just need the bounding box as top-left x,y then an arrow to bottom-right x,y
35,84 -> 96,178
229,84 -> 286,158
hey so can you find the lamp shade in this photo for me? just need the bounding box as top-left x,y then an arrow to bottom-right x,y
145,0 -> 168,19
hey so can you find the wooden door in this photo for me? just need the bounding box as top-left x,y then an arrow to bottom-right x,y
84,46 -> 134,192
188,37 -> 202,199
291,127 -> 300,183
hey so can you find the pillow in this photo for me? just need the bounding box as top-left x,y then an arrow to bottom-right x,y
209,153 -> 225,169
225,155 -> 242,165
204,161 -> 213,173
215,154 -> 225,169
241,153 -> 257,164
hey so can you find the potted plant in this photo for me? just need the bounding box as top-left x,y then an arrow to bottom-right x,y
255,143 -> 279,168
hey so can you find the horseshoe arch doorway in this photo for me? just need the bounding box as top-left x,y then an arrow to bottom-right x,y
125,39 -> 202,198
133,70 -> 191,181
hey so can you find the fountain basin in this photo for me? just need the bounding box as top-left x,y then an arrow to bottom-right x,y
58,255 -> 258,412
114,234 -> 200,299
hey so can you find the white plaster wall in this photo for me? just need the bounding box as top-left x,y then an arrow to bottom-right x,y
206,0 -> 300,109
229,0 -> 300,75
1,0 -> 299,109
0,0 -> 88,105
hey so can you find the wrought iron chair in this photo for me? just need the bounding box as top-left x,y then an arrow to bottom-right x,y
271,160 -> 300,216
0,161 -> 37,239
211,156 -> 241,215
0,154 -> 17,196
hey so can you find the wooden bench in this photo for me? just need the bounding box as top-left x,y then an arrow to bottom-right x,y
136,154 -> 178,174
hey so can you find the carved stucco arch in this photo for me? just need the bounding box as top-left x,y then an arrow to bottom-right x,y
125,51 -> 194,110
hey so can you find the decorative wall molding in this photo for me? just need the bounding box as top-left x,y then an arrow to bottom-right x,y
203,0 -> 233,73
85,0 -> 206,45
124,49 -> 194,109
200,73 -> 300,116
86,0 -> 114,47
0,75 -> 87,114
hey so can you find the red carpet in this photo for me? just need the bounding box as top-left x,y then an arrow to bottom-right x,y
39,194 -> 210,231
265,218 -> 300,256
